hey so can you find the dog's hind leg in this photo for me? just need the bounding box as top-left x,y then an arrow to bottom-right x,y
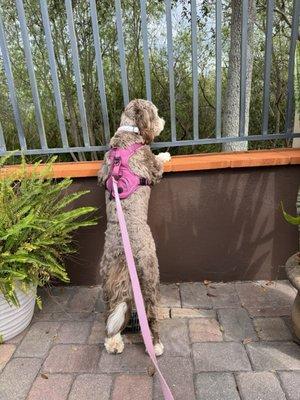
102,260 -> 132,354
140,255 -> 164,356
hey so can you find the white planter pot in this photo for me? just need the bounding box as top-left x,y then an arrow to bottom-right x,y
0,285 -> 36,342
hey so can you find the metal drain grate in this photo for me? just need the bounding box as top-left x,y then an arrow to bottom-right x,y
123,310 -> 141,333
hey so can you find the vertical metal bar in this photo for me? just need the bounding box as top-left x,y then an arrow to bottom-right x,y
165,0 -> 176,141
262,0 -> 275,135
0,11 -> 26,149
40,0 -> 68,148
65,0 -> 90,147
114,0 -> 129,106
140,0 -> 152,101
215,0 -> 222,138
239,0 -> 249,137
285,0 -> 300,134
15,0 -> 47,149
0,120 -> 6,151
89,0 -> 110,144
191,0 -> 198,140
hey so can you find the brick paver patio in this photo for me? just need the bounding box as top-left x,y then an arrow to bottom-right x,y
0,280 -> 299,400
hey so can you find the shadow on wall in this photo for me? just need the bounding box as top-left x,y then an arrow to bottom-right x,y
63,178 -> 107,286
149,165 -> 299,282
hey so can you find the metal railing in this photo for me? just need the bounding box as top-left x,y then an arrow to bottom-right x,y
0,0 -> 299,156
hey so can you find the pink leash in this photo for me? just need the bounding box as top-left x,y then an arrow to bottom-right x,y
112,177 -> 174,400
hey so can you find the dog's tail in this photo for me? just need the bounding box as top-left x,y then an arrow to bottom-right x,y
106,301 -> 131,337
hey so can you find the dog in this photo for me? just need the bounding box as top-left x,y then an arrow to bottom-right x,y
99,99 -> 170,356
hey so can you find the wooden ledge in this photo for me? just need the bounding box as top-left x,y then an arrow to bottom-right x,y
1,148 -> 299,178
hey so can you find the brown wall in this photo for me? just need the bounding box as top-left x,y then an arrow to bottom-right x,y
65,165 -> 299,284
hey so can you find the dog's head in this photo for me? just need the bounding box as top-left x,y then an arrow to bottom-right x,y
121,99 -> 165,144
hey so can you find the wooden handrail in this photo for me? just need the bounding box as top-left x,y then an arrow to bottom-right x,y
1,148 -> 299,178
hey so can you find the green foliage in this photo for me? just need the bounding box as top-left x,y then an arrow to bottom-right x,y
0,0 -> 296,160
281,202 -> 300,226
0,155 -> 98,306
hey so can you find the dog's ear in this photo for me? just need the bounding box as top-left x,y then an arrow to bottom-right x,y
125,100 -> 155,144
134,104 -> 152,144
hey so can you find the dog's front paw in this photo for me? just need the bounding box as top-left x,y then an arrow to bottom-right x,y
156,152 -> 171,163
105,333 -> 124,354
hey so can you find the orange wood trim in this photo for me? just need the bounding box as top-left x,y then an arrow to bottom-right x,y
1,148 -> 300,178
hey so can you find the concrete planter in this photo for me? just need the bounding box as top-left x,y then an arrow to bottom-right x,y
0,285 -> 36,342
286,253 -> 300,340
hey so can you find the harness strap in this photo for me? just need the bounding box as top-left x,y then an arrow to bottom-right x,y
112,177 -> 174,400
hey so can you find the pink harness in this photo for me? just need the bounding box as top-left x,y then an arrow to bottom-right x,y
105,143 -> 149,199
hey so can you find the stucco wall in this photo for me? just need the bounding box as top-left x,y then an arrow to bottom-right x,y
64,165 -> 299,284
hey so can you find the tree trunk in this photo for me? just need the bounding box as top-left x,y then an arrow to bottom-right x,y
222,0 -> 256,152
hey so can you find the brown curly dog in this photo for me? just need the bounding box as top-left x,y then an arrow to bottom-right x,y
99,99 -> 170,355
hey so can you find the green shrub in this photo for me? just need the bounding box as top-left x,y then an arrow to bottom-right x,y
0,155 -> 98,307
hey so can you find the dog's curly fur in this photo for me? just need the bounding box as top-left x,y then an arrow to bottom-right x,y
99,99 -> 168,355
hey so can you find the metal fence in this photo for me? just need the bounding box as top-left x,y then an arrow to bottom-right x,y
0,0 -> 299,156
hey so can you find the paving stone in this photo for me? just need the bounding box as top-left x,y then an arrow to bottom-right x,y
236,281 -> 295,317
253,317 -> 293,341
236,372 -> 286,400
210,283 -> 241,308
94,287 -> 106,312
180,282 -> 212,309
27,373 -> 73,400
246,341 -> 300,370
0,357 -> 42,400
189,318 -> 223,342
98,344 -> 150,373
195,373 -> 240,400
112,374 -> 152,400
36,286 -> 76,314
278,371 -> 300,400
159,318 -> 190,357
69,374 -> 112,400
14,321 -> 60,358
88,319 -> 106,344
67,286 -> 100,313
157,307 -> 170,319
49,285 -> 78,296
6,327 -> 29,345
218,308 -> 257,342
0,344 -> 15,372
193,342 -> 251,372
33,311 -> 96,322
160,284 -> 181,307
246,306 -> 293,317
56,321 -> 91,344
171,308 -> 216,319
153,356 -> 196,400
43,344 -> 100,373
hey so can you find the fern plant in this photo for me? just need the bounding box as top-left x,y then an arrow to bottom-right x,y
282,204 -> 300,225
0,155 -> 97,307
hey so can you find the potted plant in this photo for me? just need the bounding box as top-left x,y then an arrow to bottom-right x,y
0,155 -> 97,342
282,191 -> 300,341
